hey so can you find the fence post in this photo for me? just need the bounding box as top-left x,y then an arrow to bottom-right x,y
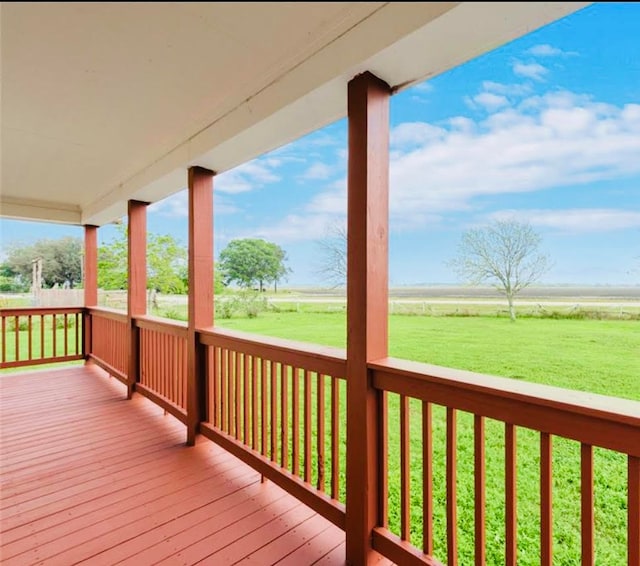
345,71 -> 390,564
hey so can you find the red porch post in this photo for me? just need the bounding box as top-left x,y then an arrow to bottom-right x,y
186,166 -> 214,446
83,225 -> 98,359
345,71 -> 390,564
127,200 -> 148,399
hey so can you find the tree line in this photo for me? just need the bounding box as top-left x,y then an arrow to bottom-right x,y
0,225 -> 290,295
2,219 -> 551,321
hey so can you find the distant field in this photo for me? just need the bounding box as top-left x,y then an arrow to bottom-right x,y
288,284 -> 640,299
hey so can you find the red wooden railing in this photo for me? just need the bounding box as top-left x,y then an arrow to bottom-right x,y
198,327 -> 348,529
87,307 -> 128,383
369,357 -> 640,566
3,312 -> 638,565
0,307 -> 83,368
136,315 -> 188,423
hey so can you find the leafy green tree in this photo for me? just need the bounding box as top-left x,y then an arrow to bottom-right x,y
449,219 -> 551,321
98,226 -> 127,290
218,238 -> 290,292
98,225 -> 187,293
3,237 -> 83,288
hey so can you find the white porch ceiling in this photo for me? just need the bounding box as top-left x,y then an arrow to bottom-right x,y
0,2 -> 589,226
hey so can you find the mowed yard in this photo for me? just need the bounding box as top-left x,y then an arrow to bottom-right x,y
2,309 -> 638,564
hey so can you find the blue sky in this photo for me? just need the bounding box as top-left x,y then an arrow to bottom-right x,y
2,3 -> 639,286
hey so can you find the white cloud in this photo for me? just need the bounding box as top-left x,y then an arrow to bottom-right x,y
482,81 -> 532,97
238,213 -> 341,243
230,91 -> 640,241
217,159 -> 281,194
391,122 -> 445,147
513,61 -> 548,81
302,162 -> 334,180
489,209 -> 640,233
471,92 -> 509,111
527,44 -> 577,57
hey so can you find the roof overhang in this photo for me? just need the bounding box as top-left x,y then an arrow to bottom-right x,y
1,2 -> 590,226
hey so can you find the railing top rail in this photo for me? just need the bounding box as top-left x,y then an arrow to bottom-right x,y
87,306 -> 128,323
198,326 -> 347,376
371,356 -> 640,427
135,314 -> 188,337
0,306 -> 84,316
371,356 -> 640,455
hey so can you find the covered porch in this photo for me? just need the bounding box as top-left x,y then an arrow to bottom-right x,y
2,3 -> 639,565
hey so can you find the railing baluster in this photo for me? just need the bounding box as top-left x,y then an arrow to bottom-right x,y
304,369 -> 312,483
317,373 -> 325,491
541,432 -> 553,566
380,390 -> 389,528
293,367 -> 300,477
281,364 -> 289,469
163,333 -> 169,402
423,401 -> 433,555
63,313 -> 68,356
227,349 -> 233,432
148,329 -> 153,390
630,456 -> 640,566
15,316 -> 20,361
174,336 -> 178,405
75,312 -> 80,355
167,334 -> 171,402
211,346 -> 218,426
261,358 -> 268,456
51,314 -> 56,358
173,335 -> 179,405
506,423 -> 517,566
182,338 -> 188,409
581,443 -> 594,566
40,314 -> 44,361
160,331 -> 164,397
152,329 -> 157,391
153,329 -> 158,391
244,353 -> 250,446
1,315 -> 6,363
221,348 -> 229,433
28,315 -> 33,361
235,351 -> 242,440
400,394 -> 410,542
232,349 -> 238,435
447,407 -> 458,566
270,360 -> 277,461
475,415 -> 485,566
252,355 -> 258,450
331,375 -> 339,499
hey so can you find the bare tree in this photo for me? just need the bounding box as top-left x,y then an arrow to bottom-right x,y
315,223 -> 347,288
449,219 -> 551,321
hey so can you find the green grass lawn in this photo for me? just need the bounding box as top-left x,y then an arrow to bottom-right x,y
217,311 -> 639,565
217,312 -> 639,401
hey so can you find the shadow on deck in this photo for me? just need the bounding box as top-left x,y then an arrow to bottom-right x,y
0,365 -> 349,565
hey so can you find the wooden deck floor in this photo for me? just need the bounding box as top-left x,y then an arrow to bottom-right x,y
0,365 -> 351,565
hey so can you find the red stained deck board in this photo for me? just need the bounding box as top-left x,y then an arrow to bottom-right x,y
0,365 -> 349,565
271,521 -> 344,566
238,513 -> 337,565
